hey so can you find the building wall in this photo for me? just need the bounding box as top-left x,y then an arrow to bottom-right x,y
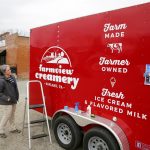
0,32 -> 29,79
5,33 -> 18,66
16,36 -> 29,79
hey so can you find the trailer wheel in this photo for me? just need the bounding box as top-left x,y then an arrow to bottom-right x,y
83,127 -> 120,150
53,115 -> 82,150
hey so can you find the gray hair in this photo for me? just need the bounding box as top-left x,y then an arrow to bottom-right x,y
0,64 -> 9,75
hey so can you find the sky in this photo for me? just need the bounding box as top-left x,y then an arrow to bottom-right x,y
0,0 -> 149,36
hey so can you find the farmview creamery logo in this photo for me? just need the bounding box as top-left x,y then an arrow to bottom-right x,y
35,46 -> 79,90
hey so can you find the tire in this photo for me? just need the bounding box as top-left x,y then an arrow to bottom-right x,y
53,115 -> 82,150
83,127 -> 120,150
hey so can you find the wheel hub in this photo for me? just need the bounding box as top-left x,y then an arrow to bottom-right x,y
88,136 -> 109,150
57,123 -> 72,144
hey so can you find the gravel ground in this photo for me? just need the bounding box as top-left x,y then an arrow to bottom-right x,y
0,80 -> 83,150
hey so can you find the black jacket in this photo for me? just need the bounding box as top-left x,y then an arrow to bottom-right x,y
0,75 -> 19,105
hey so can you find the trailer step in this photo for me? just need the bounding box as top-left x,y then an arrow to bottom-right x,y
30,118 -> 46,124
29,104 -> 44,109
31,133 -> 48,139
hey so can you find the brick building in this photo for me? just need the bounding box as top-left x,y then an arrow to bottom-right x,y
0,32 -> 29,79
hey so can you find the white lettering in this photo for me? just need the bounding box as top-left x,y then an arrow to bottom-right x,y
107,99 -> 132,108
38,64 -> 74,75
36,64 -> 79,90
101,67 -> 128,73
89,101 -> 123,114
105,32 -> 125,39
35,72 -> 79,90
101,88 -> 125,99
127,110 -> 147,120
71,78 -> 80,90
104,23 -> 127,32
99,57 -> 130,66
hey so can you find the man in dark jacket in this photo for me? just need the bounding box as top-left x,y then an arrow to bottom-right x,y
0,64 -> 21,138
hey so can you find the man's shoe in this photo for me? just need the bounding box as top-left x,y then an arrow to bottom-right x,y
0,133 -> 7,138
10,129 -> 21,133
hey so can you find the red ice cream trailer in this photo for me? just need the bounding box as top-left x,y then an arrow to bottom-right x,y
29,2 -> 150,150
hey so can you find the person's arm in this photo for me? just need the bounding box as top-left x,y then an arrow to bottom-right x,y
12,76 -> 19,100
0,80 -> 11,101
0,80 -> 4,96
